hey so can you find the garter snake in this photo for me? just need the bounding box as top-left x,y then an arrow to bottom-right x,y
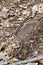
14,6 -> 37,53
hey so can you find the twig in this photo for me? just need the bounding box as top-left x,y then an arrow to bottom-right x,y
8,55 -> 43,65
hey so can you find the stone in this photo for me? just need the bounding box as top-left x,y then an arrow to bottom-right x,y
8,58 -> 19,63
0,11 -> 8,18
32,3 -> 43,17
9,9 -> 14,16
0,7 -> 9,18
0,61 -> 7,65
0,20 -> 13,27
18,17 -> 24,21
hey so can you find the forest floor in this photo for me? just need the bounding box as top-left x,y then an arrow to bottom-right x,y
0,0 -> 43,65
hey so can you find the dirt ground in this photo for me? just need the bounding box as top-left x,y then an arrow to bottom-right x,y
0,0 -> 43,65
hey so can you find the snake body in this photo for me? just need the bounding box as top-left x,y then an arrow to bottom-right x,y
14,5 -> 38,53
14,7 -> 34,53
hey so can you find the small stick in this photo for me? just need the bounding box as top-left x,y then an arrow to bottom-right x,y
8,55 -> 43,65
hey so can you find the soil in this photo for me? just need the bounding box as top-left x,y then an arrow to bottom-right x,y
0,0 -> 43,65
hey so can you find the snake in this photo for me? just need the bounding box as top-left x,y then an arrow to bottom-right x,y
14,6 -> 37,53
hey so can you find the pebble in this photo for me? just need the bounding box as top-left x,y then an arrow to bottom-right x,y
32,3 -> 43,17
22,10 -> 30,16
0,20 -> 13,27
16,9 -> 19,13
0,11 -> 8,18
19,4 -> 27,9
18,17 -> 24,21
8,58 -> 19,63
9,9 -> 14,16
0,54 -> 9,61
0,7 -> 9,18
33,51 -> 38,57
0,60 -> 8,65
1,21 -> 10,27
30,40 -> 34,43
4,31 -> 10,36
2,7 -> 9,12
22,10 -> 27,15
1,42 -> 8,46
